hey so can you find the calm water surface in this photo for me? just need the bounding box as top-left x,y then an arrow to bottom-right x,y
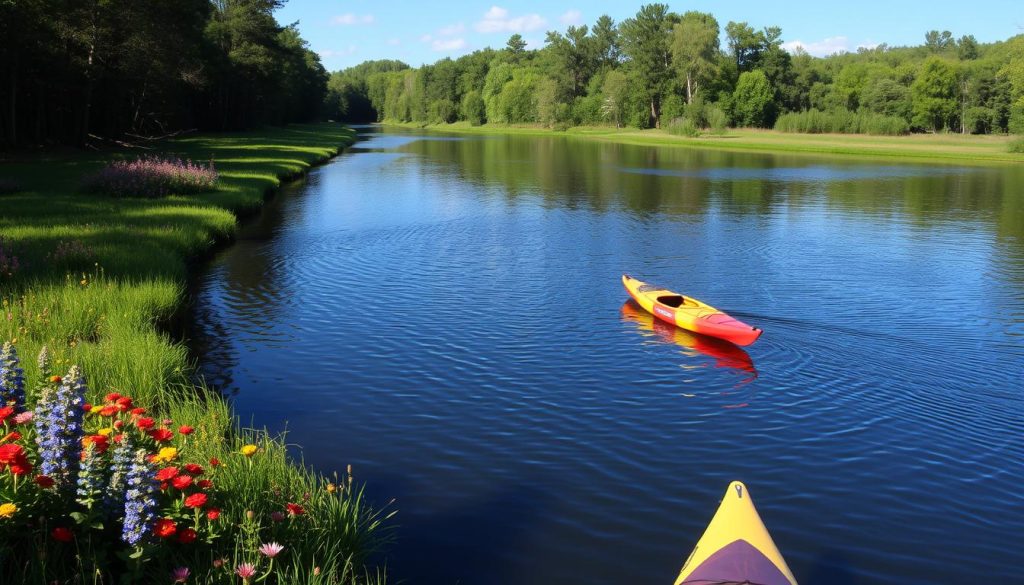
191,127 -> 1024,584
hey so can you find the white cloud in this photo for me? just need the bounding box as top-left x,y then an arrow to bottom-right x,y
474,5 -> 546,33
318,46 -> 358,59
333,13 -> 374,26
432,38 -> 467,51
559,10 -> 582,25
781,36 -> 850,57
438,22 -> 465,36
420,33 -> 433,42
387,38 -> 401,46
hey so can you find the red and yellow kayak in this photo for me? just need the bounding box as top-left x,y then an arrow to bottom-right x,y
622,275 -> 762,347
675,481 -> 797,585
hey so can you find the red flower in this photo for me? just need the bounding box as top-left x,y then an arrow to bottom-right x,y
51,527 -> 73,542
149,428 -> 173,442
116,396 -> 133,408
34,475 -> 55,488
99,405 -> 117,417
82,435 -> 109,454
196,479 -> 213,490
8,457 -> 32,476
206,508 -> 221,520
81,403 -> 92,412
0,443 -> 25,464
184,463 -> 204,476
113,420 -> 124,430
0,406 -> 14,423
2,431 -> 22,442
177,528 -> 197,544
49,375 -> 62,384
130,407 -> 147,416
112,433 -> 125,443
171,475 -> 193,490
184,493 -> 208,509
135,417 -> 155,430
178,425 -> 195,436
104,392 -> 121,402
155,467 -> 179,481
209,457 -> 221,467
160,481 -> 169,491
153,518 -> 177,538
286,503 -> 305,516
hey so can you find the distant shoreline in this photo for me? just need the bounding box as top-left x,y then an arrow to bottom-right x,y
382,122 -> 1024,165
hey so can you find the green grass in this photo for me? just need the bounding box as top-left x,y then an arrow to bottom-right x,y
0,123 -> 392,583
384,121 -> 1024,165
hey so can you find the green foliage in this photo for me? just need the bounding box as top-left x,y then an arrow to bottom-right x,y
1008,137 -> 1024,152
461,91 -> 487,126
706,106 -> 729,134
733,70 -> 774,127
774,110 -> 910,135
323,5 -> 1021,137
911,57 -> 959,131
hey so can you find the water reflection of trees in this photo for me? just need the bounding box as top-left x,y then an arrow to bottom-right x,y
400,132 -> 1024,261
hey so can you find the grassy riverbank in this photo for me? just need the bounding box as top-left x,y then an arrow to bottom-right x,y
386,121 -> 1024,165
0,123 -> 390,583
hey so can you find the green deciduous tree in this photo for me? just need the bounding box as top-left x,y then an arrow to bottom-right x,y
733,69 -> 774,127
670,12 -> 720,104
912,57 -> 958,131
620,3 -> 673,128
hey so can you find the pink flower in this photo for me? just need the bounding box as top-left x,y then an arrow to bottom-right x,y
172,566 -> 190,583
13,411 -> 32,424
270,511 -> 286,522
235,563 -> 257,580
258,542 -> 284,558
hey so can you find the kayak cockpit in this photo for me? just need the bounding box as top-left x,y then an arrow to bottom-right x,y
657,295 -> 687,308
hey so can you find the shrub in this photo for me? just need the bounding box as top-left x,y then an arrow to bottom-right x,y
1009,137 -> 1024,153
706,106 -> 729,135
666,117 -> 700,137
774,110 -> 910,135
82,156 -> 218,198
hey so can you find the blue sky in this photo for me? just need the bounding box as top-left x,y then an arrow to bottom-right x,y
274,1 -> 1024,71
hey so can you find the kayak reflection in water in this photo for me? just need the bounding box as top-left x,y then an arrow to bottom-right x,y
620,300 -> 758,396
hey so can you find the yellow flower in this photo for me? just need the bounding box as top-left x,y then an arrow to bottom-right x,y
0,503 -> 16,519
326,483 -> 337,493
240,444 -> 258,457
90,405 -> 103,414
154,447 -> 178,463
97,427 -> 114,436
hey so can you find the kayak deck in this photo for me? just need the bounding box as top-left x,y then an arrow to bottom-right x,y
675,481 -> 797,585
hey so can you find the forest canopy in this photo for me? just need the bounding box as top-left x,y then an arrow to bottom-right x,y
327,3 -> 1024,136
0,0 -> 328,147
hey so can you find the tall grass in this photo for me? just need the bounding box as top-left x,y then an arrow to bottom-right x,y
1008,136 -> 1024,153
774,110 -> 910,135
0,124 -> 389,584
665,117 -> 700,137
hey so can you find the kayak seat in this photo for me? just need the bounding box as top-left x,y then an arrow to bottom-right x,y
657,295 -> 686,308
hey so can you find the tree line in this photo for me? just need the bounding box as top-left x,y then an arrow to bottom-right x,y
0,0 -> 328,147
326,3 -> 1024,135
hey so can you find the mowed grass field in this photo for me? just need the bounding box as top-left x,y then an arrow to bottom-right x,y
387,121 -> 1024,165
0,124 -> 392,583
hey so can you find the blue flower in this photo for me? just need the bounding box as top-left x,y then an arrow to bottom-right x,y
0,341 -> 25,412
76,442 -> 108,510
33,365 -> 86,491
122,449 -> 158,546
106,433 -> 135,518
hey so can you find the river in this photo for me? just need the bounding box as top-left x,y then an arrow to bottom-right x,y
190,126 -> 1024,584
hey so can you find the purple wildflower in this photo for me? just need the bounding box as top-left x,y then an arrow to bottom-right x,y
105,432 -> 134,517
33,365 -> 86,490
82,156 -> 218,198
258,542 -> 284,558
75,442 -> 107,510
122,449 -> 158,546
0,341 -> 26,412
172,566 -> 190,583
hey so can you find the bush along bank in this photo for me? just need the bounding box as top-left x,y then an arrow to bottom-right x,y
0,123 -> 392,584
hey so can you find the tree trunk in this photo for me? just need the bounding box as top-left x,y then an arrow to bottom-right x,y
651,98 -> 659,129
686,73 -> 693,105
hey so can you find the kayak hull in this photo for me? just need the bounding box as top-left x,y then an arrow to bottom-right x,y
622,275 -> 762,346
675,481 -> 797,585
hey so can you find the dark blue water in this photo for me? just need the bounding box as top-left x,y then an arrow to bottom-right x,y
191,127 -> 1024,584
